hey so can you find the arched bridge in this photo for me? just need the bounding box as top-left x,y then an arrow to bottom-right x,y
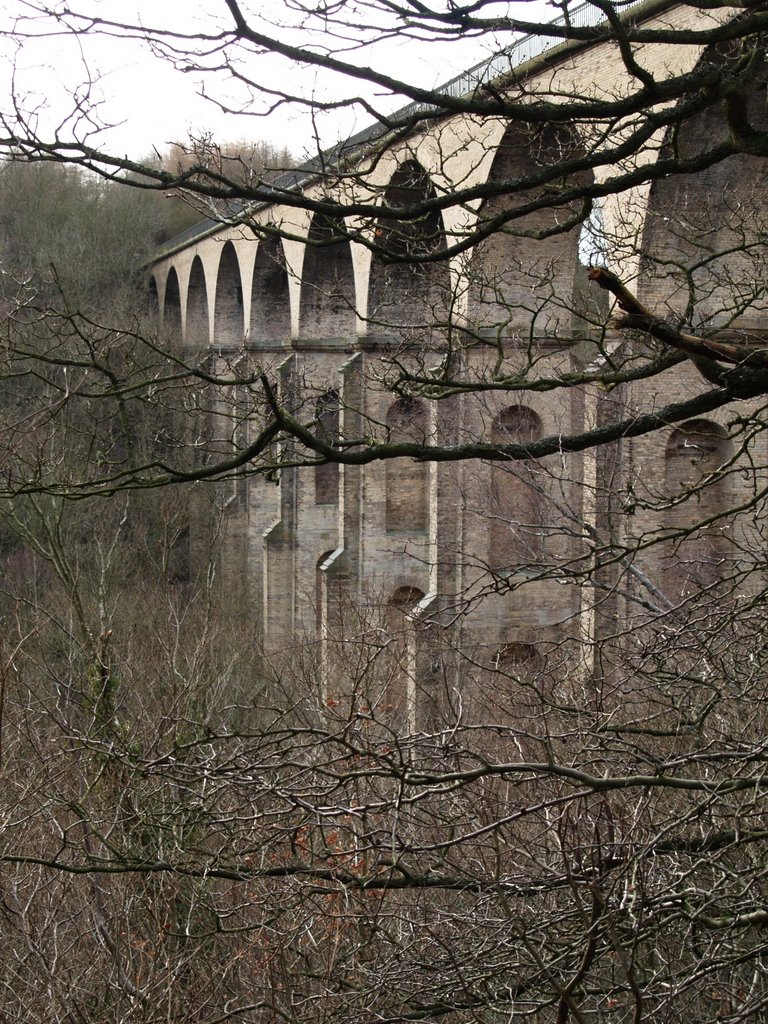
148,0 -> 767,712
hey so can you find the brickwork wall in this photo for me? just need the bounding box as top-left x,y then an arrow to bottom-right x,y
214,242 -> 245,347
469,125 -> 591,339
250,235 -> 291,343
299,216 -> 357,340
639,94 -> 768,326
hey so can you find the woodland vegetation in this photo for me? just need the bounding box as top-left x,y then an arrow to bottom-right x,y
0,1 -> 767,1022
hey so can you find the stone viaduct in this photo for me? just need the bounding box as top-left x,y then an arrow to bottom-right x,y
148,0 -> 767,718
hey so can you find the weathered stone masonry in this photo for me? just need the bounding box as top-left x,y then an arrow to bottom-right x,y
149,0 -> 768,711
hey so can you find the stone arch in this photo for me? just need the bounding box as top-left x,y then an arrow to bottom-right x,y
214,241 -> 245,348
250,233 -> 291,344
468,124 -> 593,339
315,390 -> 340,505
639,48 -> 768,326
386,398 -> 429,533
662,419 -> 732,598
186,256 -> 210,347
299,213 -> 357,339
489,405 -> 545,571
163,266 -> 181,336
388,585 -> 424,609
368,159 -> 450,335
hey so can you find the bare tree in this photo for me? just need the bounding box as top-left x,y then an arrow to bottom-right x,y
0,2 -> 765,487
1,1 -> 767,249
0,3 -> 767,1022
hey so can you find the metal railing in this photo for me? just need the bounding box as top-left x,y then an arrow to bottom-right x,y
156,0 -> 645,256
395,0 -> 644,122
299,1 -> 646,172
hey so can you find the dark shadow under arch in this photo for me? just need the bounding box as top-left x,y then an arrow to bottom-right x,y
368,160 -> 450,336
300,214 -> 356,340
186,257 -> 209,347
214,241 -> 245,348
639,45 -> 768,326
489,405 -> 545,571
250,232 -> 291,345
163,266 -> 181,336
468,124 -> 594,339
148,274 -> 160,318
386,398 -> 429,533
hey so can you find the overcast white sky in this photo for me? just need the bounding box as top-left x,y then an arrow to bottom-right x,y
0,0 -> 552,162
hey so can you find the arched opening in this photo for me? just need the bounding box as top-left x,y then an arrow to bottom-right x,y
471,639 -> 549,791
148,274 -> 160,318
662,419 -> 732,598
386,398 -> 429,533
496,641 -> 543,671
492,641 -> 546,726
381,585 -> 425,728
639,50 -> 768,326
214,241 -> 245,348
163,266 -> 181,337
250,233 -> 290,344
186,256 -> 209,347
300,213 -> 356,339
315,391 -> 340,505
489,406 -> 545,571
368,160 -> 449,336
469,125 -> 594,339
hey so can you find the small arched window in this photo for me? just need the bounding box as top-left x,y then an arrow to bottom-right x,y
495,641 -> 543,674
381,586 -> 425,729
386,399 -> 429,533
475,641 -> 548,761
315,391 -> 340,506
489,406 -> 544,571
663,419 -> 732,596
665,420 -> 730,491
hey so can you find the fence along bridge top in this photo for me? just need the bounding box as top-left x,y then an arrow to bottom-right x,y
154,0 -> 648,260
